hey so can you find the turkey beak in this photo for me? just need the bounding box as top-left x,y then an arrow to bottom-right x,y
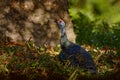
55,19 -> 60,29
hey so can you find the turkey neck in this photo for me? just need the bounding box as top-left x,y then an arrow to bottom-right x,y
60,27 -> 71,48
61,27 -> 66,37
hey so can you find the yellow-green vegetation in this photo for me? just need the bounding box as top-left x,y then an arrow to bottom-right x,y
0,38 -> 119,80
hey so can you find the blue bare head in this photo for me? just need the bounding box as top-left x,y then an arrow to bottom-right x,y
57,19 -> 66,36
57,19 -> 66,29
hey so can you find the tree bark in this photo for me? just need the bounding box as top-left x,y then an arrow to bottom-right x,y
0,0 -> 76,47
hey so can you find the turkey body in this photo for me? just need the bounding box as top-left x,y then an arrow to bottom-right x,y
59,35 -> 97,74
57,19 -> 97,74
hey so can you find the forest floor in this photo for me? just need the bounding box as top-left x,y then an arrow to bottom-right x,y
0,41 -> 120,80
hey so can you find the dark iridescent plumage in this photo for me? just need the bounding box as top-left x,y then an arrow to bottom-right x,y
57,19 -> 97,74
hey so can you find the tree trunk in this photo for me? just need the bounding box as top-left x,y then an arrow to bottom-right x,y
0,0 -> 76,47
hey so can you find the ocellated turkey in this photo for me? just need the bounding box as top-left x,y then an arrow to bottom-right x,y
56,19 -> 97,74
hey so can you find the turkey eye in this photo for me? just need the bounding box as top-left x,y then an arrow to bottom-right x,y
59,21 -> 61,23
59,20 -> 62,23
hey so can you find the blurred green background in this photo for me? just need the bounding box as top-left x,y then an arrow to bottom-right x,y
69,0 -> 120,49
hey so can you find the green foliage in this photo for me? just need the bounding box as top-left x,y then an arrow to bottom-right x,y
69,1 -> 120,48
72,12 -> 120,48
69,0 -> 120,23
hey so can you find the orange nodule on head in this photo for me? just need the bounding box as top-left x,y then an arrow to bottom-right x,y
58,18 -> 62,23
